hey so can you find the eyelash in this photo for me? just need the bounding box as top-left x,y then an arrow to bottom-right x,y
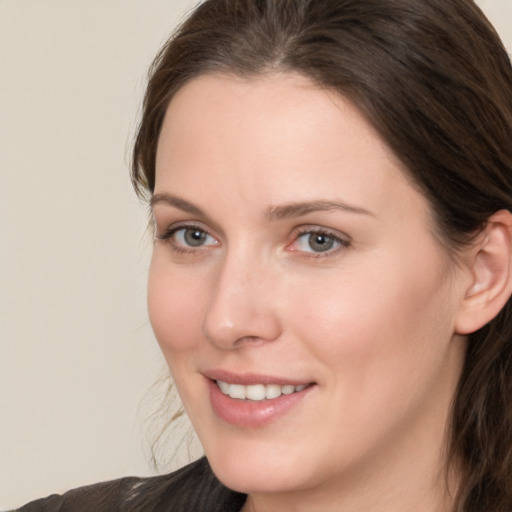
156,223 -> 350,258
289,226 -> 350,258
156,223 -> 218,255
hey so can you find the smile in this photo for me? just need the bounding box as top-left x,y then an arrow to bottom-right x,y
216,380 -> 308,401
206,375 -> 316,427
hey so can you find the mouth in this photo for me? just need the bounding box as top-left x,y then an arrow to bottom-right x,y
203,371 -> 316,427
216,380 -> 310,401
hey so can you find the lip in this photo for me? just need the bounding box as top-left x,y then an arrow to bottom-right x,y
203,370 -> 316,428
203,369 -> 312,387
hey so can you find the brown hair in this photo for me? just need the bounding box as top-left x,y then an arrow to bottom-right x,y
132,1 -> 512,509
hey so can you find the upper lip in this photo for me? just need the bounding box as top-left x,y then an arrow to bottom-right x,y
202,369 -> 314,386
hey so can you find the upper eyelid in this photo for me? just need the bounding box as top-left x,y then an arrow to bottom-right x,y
155,220 -> 214,236
151,204 -> 224,238
288,226 -> 351,256
156,225 -> 219,254
292,225 -> 350,241
175,226 -> 218,244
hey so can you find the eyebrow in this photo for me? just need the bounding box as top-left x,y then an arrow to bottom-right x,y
150,193 -> 374,220
264,200 -> 374,221
150,193 -> 206,217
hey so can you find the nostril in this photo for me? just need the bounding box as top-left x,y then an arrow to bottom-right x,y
232,335 -> 266,347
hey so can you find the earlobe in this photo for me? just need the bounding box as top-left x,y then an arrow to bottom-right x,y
455,210 -> 512,335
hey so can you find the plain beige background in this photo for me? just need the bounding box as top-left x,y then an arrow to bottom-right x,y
1,0 -> 511,509
0,1 -> 203,508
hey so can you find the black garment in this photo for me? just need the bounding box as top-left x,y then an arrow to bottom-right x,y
13,457 -> 247,512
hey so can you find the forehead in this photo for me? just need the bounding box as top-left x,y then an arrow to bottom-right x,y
158,72 -> 389,151
154,72 -> 430,227
157,74 -> 401,172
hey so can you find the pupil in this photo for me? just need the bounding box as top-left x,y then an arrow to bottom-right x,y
185,229 -> 206,246
309,233 -> 333,252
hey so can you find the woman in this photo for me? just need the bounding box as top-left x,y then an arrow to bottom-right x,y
15,0 -> 512,511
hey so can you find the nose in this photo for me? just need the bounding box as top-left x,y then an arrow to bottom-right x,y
201,250 -> 282,350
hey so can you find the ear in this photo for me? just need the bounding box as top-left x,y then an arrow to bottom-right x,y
455,210 -> 512,335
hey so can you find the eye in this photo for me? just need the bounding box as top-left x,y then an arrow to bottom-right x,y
290,229 -> 349,255
174,227 -> 216,247
157,225 -> 218,251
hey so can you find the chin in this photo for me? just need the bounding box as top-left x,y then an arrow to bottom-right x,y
202,433 -> 321,495
211,457 -> 305,495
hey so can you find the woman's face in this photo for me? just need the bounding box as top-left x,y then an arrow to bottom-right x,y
149,73 -> 468,502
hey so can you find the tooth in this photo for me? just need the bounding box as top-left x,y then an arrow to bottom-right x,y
265,384 -> 282,399
217,380 -> 309,400
228,384 -> 246,399
282,384 -> 295,395
217,380 -> 229,394
246,384 -> 266,401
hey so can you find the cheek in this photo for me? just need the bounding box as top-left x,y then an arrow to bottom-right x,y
281,259 -> 460,458
284,251 -> 455,386
147,257 -> 206,358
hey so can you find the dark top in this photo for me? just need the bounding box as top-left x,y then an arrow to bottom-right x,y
13,457 -> 247,512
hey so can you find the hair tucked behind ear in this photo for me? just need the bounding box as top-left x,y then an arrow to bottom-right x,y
132,1 -> 512,509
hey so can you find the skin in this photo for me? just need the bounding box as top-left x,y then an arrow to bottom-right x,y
148,73 -> 471,512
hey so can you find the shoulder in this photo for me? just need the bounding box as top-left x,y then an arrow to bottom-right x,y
12,457 -> 246,512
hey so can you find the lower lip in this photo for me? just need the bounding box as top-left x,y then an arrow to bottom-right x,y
207,379 -> 314,428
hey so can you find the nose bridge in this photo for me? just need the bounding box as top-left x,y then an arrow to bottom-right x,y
201,243 -> 281,349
